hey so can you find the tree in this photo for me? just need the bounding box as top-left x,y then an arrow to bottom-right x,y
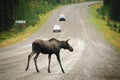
103,0 -> 111,5
110,0 -> 120,21
0,0 -> 17,31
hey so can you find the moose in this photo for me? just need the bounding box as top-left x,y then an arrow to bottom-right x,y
25,38 -> 73,73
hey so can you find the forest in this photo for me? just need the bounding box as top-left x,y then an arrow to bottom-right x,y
0,0 -> 120,32
98,0 -> 120,32
0,0 -> 60,32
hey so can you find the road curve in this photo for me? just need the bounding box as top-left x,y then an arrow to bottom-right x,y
0,1 -> 120,80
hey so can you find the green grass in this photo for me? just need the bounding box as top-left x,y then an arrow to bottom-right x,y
89,3 -> 120,54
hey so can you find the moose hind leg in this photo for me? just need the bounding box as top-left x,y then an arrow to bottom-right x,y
34,53 -> 40,72
56,54 -> 65,73
26,51 -> 35,71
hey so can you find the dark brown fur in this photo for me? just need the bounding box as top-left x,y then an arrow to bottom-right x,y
25,38 -> 73,73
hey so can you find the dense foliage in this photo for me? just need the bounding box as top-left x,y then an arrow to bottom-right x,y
103,0 -> 110,5
110,0 -> 120,21
99,0 -> 120,33
103,0 -> 120,21
0,0 -> 59,32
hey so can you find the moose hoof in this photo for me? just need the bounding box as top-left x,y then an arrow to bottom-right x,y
25,67 -> 28,71
37,71 -> 40,73
36,70 -> 40,73
62,71 -> 65,73
48,71 -> 51,73
48,69 -> 51,73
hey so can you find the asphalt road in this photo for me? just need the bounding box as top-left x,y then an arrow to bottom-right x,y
0,1 -> 120,80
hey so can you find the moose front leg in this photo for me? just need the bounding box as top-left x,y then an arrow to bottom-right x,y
48,54 -> 52,73
56,53 -> 65,73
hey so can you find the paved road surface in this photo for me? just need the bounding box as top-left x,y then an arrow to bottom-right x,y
0,1 -> 120,80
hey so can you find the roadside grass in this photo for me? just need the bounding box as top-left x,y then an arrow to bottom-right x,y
0,6 -> 60,47
89,3 -> 120,53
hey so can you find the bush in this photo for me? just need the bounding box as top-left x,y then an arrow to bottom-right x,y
97,5 -> 110,20
98,4 -> 120,33
107,20 -> 120,33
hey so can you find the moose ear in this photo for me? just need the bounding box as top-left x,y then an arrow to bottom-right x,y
66,39 -> 70,42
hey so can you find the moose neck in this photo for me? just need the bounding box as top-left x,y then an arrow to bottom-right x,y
60,41 -> 66,49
